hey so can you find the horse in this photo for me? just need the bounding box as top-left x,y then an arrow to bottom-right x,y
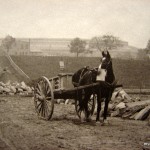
72,51 -> 115,123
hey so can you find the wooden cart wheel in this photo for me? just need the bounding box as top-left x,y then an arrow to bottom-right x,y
34,76 -> 54,120
75,94 -> 96,119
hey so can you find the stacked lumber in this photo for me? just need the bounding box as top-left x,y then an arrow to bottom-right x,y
110,88 -> 150,121
0,81 -> 33,96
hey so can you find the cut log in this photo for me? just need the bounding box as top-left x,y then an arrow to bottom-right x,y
10,86 -> 16,93
111,108 -> 126,117
0,86 -> 4,92
126,100 -> 150,108
134,105 -> 150,120
115,102 -> 126,109
111,109 -> 120,117
118,89 -> 131,100
3,87 -> 11,93
122,105 -> 145,118
129,112 -> 138,119
111,88 -> 132,101
108,103 -> 115,110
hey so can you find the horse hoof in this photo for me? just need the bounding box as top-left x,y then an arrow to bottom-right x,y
80,111 -> 85,119
104,120 -> 110,125
86,116 -> 92,122
96,120 -> 105,126
96,121 -> 103,125
96,121 -> 99,125
80,117 -> 87,123
100,122 -> 104,126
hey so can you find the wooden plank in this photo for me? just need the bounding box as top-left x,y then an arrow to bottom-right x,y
126,100 -> 150,108
122,105 -> 145,118
134,105 -> 150,120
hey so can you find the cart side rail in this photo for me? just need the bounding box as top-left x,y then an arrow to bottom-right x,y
49,73 -> 74,91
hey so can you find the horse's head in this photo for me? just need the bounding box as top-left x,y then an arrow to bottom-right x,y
97,51 -> 115,83
101,51 -> 111,69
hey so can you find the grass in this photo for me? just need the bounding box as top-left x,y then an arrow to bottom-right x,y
11,56 -> 150,88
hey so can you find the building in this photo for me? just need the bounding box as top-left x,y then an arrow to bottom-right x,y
0,37 -> 131,57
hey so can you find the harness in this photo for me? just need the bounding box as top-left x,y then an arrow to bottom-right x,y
72,67 -> 90,87
79,67 -> 91,84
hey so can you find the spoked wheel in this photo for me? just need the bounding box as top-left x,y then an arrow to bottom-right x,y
34,76 -> 54,120
75,94 -> 96,119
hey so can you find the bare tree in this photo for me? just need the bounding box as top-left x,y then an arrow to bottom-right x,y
89,34 -> 122,52
137,49 -> 149,60
1,35 -> 16,52
145,39 -> 150,54
69,38 -> 86,57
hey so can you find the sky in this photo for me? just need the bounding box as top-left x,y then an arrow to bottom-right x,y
0,0 -> 150,48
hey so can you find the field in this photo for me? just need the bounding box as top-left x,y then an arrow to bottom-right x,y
0,56 -> 150,150
0,96 -> 150,150
11,56 -> 150,88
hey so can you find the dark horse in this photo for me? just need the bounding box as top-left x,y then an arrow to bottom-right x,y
72,51 -> 115,123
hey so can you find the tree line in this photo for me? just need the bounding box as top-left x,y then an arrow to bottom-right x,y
1,34 -> 150,59
1,35 -> 16,52
69,35 -> 122,57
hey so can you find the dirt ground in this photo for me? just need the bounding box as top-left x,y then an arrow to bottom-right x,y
0,96 -> 150,150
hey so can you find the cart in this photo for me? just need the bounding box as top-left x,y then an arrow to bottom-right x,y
34,73 -> 121,120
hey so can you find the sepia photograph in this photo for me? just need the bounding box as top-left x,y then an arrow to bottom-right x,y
0,0 -> 150,149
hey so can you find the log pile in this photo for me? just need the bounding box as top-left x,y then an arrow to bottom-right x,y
110,88 -> 150,121
0,81 -> 33,96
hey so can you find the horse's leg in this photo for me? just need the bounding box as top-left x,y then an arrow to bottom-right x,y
84,97 -> 88,121
96,88 -> 101,122
103,90 -> 112,123
84,90 -> 91,121
77,90 -> 84,113
78,89 -> 87,122
103,97 -> 109,122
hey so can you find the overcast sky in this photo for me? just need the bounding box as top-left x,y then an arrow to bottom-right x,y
0,0 -> 150,48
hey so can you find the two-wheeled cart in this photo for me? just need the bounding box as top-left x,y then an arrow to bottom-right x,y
34,73 -> 121,120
